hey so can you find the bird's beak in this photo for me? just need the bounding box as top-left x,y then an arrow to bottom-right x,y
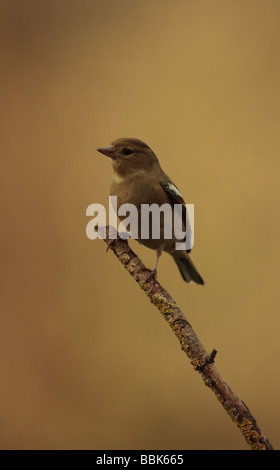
97,145 -> 116,159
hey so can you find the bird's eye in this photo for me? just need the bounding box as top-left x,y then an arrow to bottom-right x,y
122,148 -> 133,156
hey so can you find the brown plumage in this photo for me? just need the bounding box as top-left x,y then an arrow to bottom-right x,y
97,138 -> 204,285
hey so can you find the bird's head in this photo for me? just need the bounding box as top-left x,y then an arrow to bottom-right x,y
97,138 -> 159,176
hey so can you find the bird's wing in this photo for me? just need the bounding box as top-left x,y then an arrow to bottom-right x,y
160,180 -> 191,252
160,180 -> 187,227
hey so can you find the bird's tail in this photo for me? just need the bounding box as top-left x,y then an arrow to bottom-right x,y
173,252 -> 204,285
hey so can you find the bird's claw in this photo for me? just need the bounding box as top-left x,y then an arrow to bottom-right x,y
106,238 -> 118,252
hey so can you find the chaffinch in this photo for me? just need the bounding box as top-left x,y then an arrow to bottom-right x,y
97,138 -> 204,285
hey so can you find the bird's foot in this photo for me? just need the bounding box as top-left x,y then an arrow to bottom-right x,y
106,230 -> 130,252
106,238 -> 118,252
150,267 -> 157,279
140,268 -> 158,288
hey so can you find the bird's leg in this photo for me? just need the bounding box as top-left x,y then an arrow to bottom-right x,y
140,248 -> 163,288
151,248 -> 163,278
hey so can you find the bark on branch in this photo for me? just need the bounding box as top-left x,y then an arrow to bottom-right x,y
99,226 -> 273,450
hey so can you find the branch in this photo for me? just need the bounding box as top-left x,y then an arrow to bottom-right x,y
99,226 -> 273,450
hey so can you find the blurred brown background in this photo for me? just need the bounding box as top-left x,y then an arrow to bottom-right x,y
1,0 -> 280,450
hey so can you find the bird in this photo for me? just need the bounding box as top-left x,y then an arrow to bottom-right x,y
97,138 -> 204,285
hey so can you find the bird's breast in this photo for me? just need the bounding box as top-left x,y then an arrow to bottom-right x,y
110,174 -> 170,207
